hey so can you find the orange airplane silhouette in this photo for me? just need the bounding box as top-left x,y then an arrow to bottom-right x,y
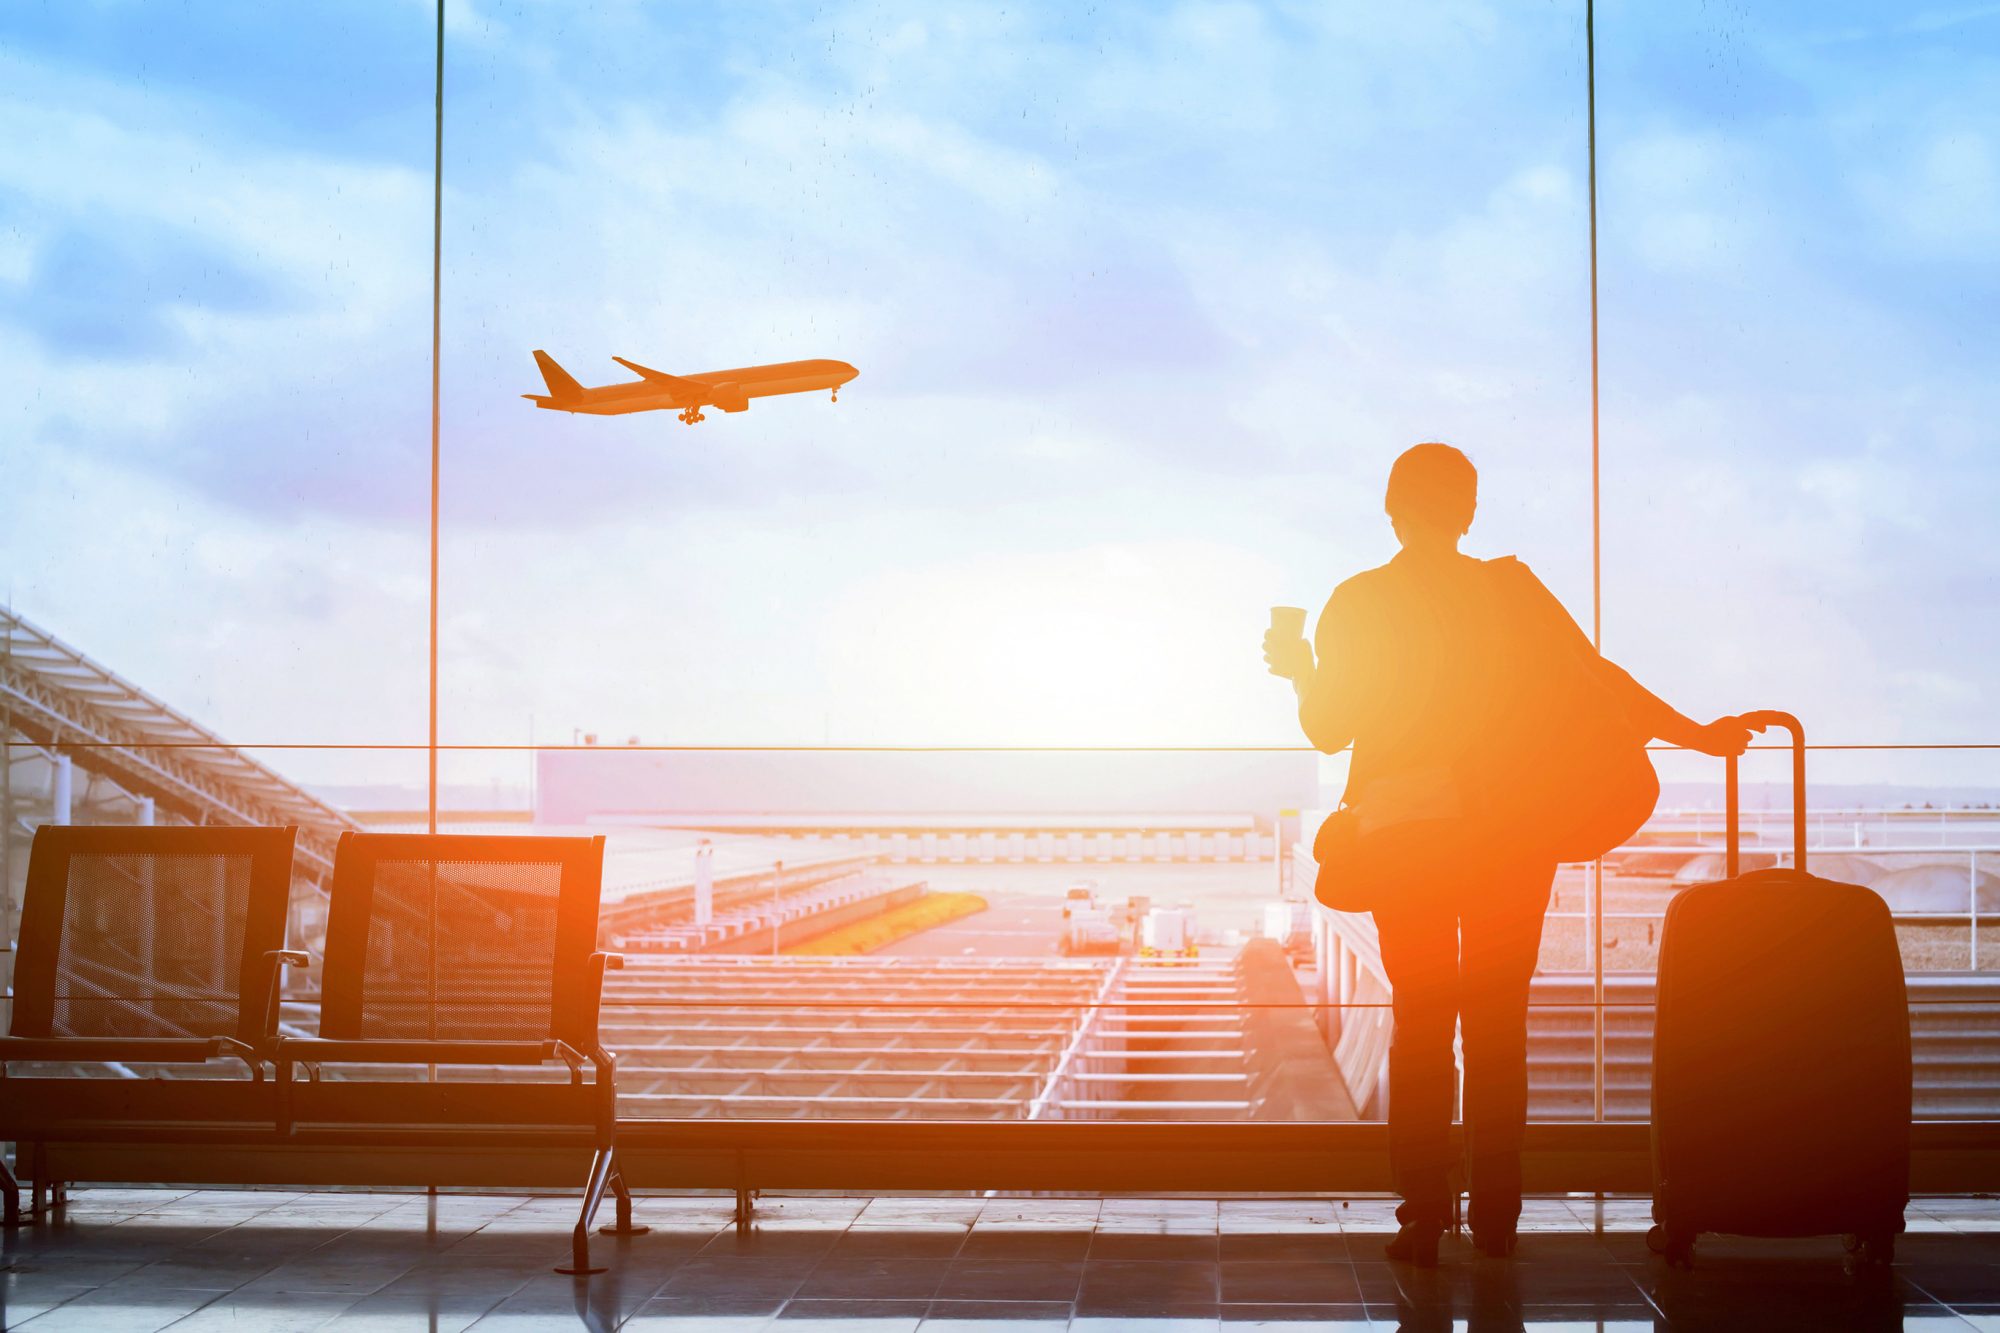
524,350 -> 858,425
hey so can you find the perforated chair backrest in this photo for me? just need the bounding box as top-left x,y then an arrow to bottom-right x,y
318,832 -> 606,1046
10,824 -> 299,1043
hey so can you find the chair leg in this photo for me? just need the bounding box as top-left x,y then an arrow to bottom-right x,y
735,1186 -> 755,1230
554,1148 -> 614,1276
0,1151 -> 22,1228
598,1154 -> 649,1236
28,1143 -> 46,1221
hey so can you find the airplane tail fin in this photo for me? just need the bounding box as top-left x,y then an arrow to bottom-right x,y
532,350 -> 584,399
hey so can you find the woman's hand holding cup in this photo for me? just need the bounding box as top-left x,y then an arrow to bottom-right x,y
1264,606 -> 1313,681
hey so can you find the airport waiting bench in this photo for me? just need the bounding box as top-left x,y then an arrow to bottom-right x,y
0,824 -> 298,1221
0,825 -> 636,1275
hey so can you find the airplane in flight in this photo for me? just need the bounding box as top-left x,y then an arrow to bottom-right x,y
523,350 -> 858,425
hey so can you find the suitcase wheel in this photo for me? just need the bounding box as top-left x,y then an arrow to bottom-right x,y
1647,1224 -> 1695,1269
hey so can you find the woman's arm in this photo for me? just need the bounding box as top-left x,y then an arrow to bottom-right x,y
1263,593 -> 1355,754
1295,659 -> 1357,755
1595,659 -> 1749,757
1298,592 -> 1358,754
1505,560 -> 1750,758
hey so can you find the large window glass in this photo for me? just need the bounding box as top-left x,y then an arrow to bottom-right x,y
439,6 -> 1589,752
0,5 -> 436,783
2,3 -> 1993,1130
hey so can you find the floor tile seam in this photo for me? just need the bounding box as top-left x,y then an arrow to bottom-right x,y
101,1263 -> 280,1298
1905,1272 -> 1997,1321
442,1200 -> 544,1259
0,1280 -> 102,1329
111,1283 -> 235,1332
286,1212 -> 399,1267
388,1281 -> 533,1331
372,1263 -> 546,1308
264,1287 -> 373,1333
136,1196 -> 303,1227
1855,1288 -> 1988,1333
1048,1256 -> 1086,1305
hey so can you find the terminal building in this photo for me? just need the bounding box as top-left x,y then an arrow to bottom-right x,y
533,743 -> 1316,864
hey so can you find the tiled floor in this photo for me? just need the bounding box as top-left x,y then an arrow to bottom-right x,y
5,1190 -> 2000,1330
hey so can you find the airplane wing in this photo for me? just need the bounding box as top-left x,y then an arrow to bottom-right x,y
707,384 -> 750,413
612,356 -> 705,396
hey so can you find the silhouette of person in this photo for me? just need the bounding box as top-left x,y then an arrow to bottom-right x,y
1264,442 -> 1748,1266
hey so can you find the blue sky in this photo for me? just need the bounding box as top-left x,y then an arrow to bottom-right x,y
0,1 -> 1995,788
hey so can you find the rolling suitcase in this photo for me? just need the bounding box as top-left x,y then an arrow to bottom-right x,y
1647,710 -> 1911,1269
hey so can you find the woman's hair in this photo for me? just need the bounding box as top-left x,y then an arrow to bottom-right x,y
1385,442 -> 1478,536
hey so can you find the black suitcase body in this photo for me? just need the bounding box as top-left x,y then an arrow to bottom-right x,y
1648,711 -> 1912,1267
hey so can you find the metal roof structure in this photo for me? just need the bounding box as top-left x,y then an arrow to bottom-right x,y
594,955 -> 1264,1120
0,605 -> 1311,1122
0,605 -> 358,885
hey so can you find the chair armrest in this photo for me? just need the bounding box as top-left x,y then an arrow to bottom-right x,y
583,952 -> 625,1054
210,1036 -> 266,1081
0,1036 -> 239,1068
273,1038 -> 560,1067
262,950 -> 314,1040
548,1038 -> 585,1081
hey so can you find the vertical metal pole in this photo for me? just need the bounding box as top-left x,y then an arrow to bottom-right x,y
428,0 -> 444,840
1,613 -> 12,972
426,0 -> 444,1072
1586,5 -> 1602,657
1791,736 -> 1808,872
1585,0 -> 1606,1123
51,756 -> 73,826
1725,756 -> 1740,880
1971,850 -> 1979,972
139,825 -> 156,998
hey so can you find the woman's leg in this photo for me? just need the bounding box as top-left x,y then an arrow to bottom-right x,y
1457,862 -> 1557,1236
1373,899 -> 1460,1228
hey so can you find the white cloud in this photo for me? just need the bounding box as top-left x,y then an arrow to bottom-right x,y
0,1 -> 1995,779
1857,130 -> 2000,256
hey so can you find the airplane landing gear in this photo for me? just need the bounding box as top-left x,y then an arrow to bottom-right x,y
831,387 -> 839,403
678,406 -> 706,425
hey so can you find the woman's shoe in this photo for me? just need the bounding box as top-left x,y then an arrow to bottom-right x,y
1384,1222 -> 1443,1268
1471,1223 -> 1518,1258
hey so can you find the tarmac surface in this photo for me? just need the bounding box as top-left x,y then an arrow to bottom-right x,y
873,862 -> 1284,960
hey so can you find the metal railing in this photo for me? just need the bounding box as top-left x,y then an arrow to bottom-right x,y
4,734 -> 1998,1126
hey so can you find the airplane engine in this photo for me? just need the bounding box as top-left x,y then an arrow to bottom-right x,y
710,385 -> 750,413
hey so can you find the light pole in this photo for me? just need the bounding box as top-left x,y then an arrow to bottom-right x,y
771,859 -> 784,956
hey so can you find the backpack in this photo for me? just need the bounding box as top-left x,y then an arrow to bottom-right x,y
1474,557 -> 1658,864
1312,557 -> 1657,911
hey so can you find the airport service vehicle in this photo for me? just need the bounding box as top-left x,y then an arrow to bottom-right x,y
1141,907 -> 1198,959
1647,711 -> 1909,1271
1060,903 -> 1122,956
524,350 -> 857,425
1122,894 -> 1152,948
1262,901 -> 1312,956
1061,883 -> 1098,919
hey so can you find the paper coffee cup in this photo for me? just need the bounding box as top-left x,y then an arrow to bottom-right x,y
1269,606 -> 1307,637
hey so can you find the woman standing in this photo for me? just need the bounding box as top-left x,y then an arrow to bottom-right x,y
1263,443 -> 1748,1265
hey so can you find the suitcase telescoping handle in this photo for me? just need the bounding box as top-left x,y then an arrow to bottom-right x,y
1725,710 -> 1806,878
